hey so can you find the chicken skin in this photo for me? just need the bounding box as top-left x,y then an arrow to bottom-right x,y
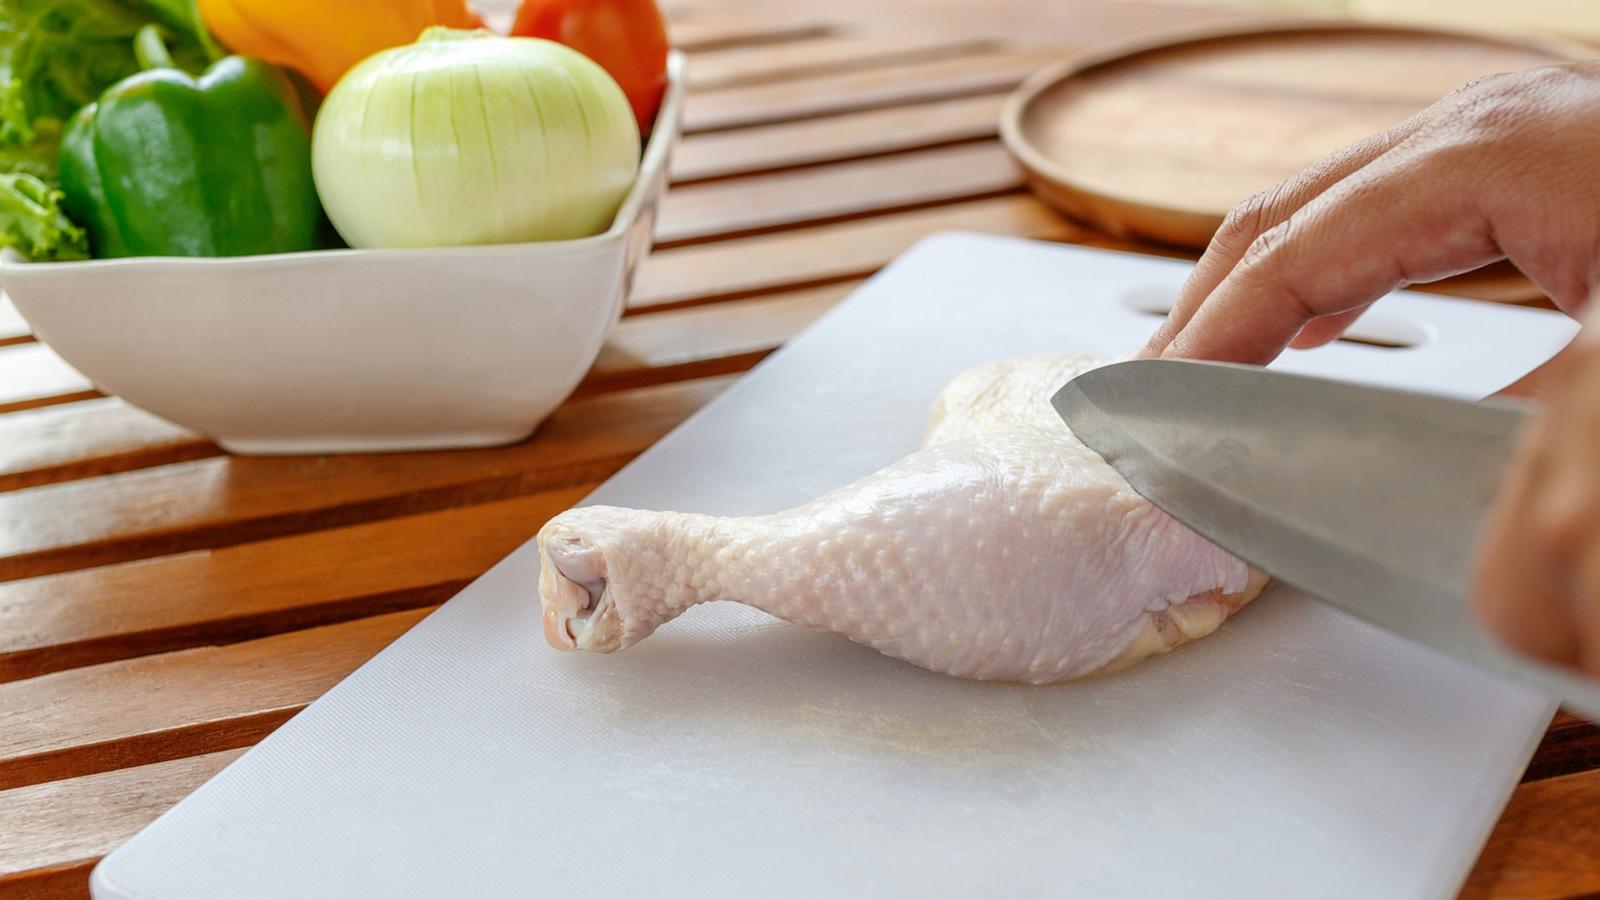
536,355 -> 1267,683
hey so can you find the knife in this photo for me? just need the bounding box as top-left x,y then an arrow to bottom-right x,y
1053,358 -> 1600,720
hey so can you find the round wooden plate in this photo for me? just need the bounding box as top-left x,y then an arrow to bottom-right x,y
1001,23 -> 1588,252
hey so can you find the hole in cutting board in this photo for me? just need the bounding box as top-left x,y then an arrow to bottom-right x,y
1120,288 -> 1428,350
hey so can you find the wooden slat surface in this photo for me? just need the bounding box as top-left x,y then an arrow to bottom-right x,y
633,194 -> 1082,311
2,3 -> 1588,897
0,750 -> 243,892
585,281 -> 856,394
682,47 -> 1066,132
0,608 -> 433,791
1461,769 -> 1600,898
686,34 -> 995,91
0,487 -> 590,682
0,295 -> 29,347
671,92 -> 1007,183
0,343 -> 97,414
0,399 -> 210,493
1524,715 -> 1600,784
666,17 -> 832,53
0,376 -> 731,583
712,0 -> 1284,47
658,140 -> 1021,245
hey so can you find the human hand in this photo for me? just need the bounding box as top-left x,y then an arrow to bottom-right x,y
1476,316 -> 1600,674
1139,61 -> 1600,363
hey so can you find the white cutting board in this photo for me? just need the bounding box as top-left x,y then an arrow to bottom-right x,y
94,234 -> 1577,900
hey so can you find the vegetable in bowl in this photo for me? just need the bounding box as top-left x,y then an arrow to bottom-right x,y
0,0 -> 218,260
0,0 -> 667,262
512,0 -> 670,132
0,0 -> 682,454
195,0 -> 483,94
311,27 -> 641,249
60,28 -> 325,258
0,51 -> 687,454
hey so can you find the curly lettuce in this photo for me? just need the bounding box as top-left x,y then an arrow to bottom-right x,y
0,0 -> 211,143
0,0 -> 212,259
0,171 -> 87,260
0,118 -> 59,181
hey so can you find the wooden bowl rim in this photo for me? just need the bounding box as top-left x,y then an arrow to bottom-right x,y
998,19 -> 1593,243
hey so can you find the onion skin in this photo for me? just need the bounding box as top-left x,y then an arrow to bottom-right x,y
311,28 -> 641,250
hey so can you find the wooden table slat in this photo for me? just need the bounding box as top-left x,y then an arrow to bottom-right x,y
686,34 -> 996,92
1460,767 -> 1600,898
631,194 -> 1082,312
0,343 -> 97,415
1523,715 -> 1600,784
667,17 -> 834,53
657,140 -> 1022,246
0,486 -> 591,682
583,281 -> 857,395
716,0 -> 1283,47
0,608 -> 432,791
672,92 -> 1007,183
0,749 -> 243,884
1550,709 -> 1585,730
682,46 -> 1067,133
0,377 -> 732,583
0,399 -> 212,494
0,294 -> 28,347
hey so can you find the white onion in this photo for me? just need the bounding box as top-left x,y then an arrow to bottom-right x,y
312,28 -> 640,249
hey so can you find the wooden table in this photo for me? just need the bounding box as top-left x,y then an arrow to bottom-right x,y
2,2 -> 1598,897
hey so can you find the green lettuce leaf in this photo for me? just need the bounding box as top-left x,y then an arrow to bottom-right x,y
0,171 -> 88,261
0,118 -> 59,181
0,0 -> 213,259
0,0 -> 211,145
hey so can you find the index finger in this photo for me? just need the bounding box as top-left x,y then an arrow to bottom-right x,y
1138,119 -> 1423,359
1160,143 -> 1502,364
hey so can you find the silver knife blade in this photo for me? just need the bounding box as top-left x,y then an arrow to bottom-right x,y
1053,358 -> 1600,719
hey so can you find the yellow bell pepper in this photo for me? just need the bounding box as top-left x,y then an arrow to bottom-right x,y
196,0 -> 483,93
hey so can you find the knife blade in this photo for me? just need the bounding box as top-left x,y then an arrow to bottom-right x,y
1053,358 -> 1600,719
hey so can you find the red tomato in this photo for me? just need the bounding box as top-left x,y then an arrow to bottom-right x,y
511,0 -> 669,133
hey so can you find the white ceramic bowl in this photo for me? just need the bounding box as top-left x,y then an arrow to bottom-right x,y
0,53 -> 686,455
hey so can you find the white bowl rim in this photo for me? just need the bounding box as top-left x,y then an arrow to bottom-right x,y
2,50 -> 688,272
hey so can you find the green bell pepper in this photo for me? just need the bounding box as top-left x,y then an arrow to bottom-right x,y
59,28 -> 323,258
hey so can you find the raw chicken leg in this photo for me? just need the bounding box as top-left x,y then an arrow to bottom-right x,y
536,355 -> 1268,683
